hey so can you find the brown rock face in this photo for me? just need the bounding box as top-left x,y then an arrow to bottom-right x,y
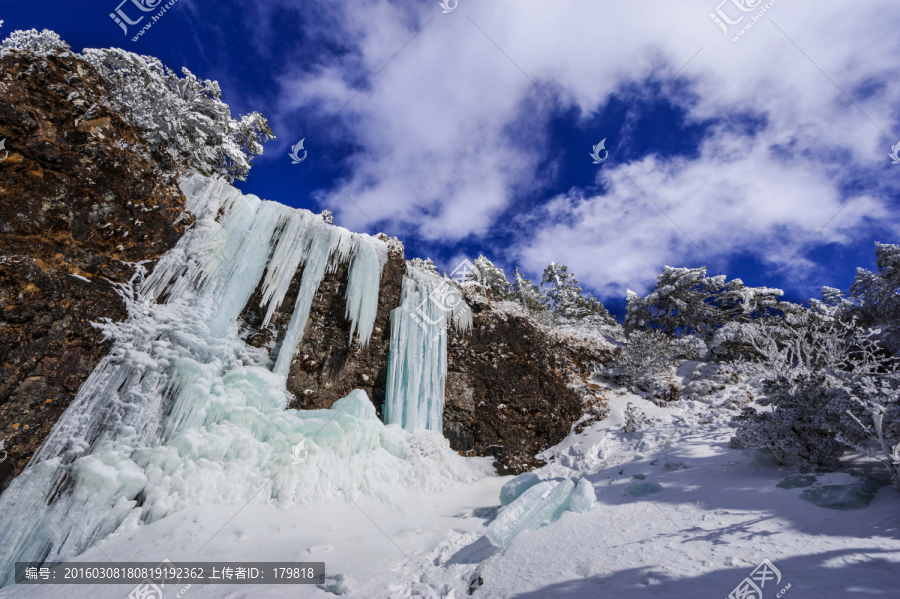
0,51 -> 190,490
445,287 -> 615,474
238,241 -> 405,416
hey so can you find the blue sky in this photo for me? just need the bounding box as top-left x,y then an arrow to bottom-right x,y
3,0 -> 900,318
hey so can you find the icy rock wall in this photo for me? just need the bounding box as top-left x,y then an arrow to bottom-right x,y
384,269 -> 472,432
0,173 -> 430,586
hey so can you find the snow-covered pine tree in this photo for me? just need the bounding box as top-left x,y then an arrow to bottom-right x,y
540,262 -> 614,323
848,242 -> 900,328
582,293 -> 617,326
511,267 -> 549,312
542,263 -> 582,317
465,255 -> 511,298
79,47 -> 274,182
625,265 -> 790,341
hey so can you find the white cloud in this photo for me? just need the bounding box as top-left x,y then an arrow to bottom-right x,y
270,0 -> 900,295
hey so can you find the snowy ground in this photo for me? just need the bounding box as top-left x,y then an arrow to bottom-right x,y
4,369 -> 900,599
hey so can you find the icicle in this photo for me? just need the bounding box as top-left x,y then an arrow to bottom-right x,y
258,210 -> 316,327
271,224 -> 352,377
384,268 -> 472,432
345,234 -> 389,347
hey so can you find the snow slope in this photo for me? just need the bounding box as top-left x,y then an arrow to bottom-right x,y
4,369 -> 899,598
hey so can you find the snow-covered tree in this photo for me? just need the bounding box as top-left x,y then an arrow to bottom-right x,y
1,28 -> 71,57
542,263 -> 581,316
541,263 -> 615,323
730,312 -> 900,487
581,293 -> 616,326
81,47 -> 274,182
465,255 -> 511,298
408,257 -> 438,275
625,266 -> 793,342
848,242 -> 900,327
511,267 -> 549,312
605,328 -> 684,382
623,402 -> 652,433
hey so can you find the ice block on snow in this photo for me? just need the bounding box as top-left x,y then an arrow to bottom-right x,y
486,479 -> 575,548
568,478 -> 596,513
499,472 -> 542,506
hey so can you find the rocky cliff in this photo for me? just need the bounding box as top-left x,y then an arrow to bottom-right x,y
0,51 -> 191,490
239,237 -> 405,416
444,286 -> 616,474
0,48 -> 617,490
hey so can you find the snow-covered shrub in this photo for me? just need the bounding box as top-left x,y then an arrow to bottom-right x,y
466,255 -> 511,299
541,262 -> 615,324
634,370 -> 683,406
511,267 -> 549,313
605,329 -> 683,383
682,362 -> 734,400
320,210 -> 333,225
408,257 -> 438,275
1,28 -> 71,57
623,401 -> 652,433
625,266 -> 794,344
730,313 -> 900,487
80,47 -> 274,182
708,321 -> 772,361
843,243 -> 900,356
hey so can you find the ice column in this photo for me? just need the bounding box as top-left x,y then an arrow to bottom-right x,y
383,268 -> 472,432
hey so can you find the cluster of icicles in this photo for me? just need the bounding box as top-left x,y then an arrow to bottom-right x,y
0,173 -> 474,586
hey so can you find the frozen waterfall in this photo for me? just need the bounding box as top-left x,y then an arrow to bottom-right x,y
0,173 -> 418,586
384,269 -> 472,432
